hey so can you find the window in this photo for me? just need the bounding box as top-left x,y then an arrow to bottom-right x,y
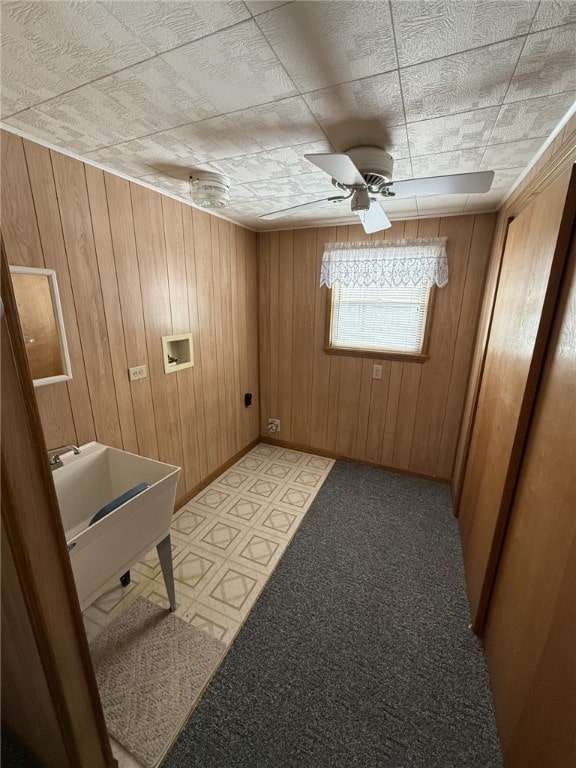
328,283 -> 433,357
320,237 -> 447,361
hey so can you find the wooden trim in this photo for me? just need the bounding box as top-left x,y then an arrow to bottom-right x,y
260,436 -> 452,485
323,346 -> 430,363
324,283 -> 436,363
174,437 -> 259,511
1,240 -> 116,767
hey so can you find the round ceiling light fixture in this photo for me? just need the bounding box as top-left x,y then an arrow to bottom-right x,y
189,172 -> 230,208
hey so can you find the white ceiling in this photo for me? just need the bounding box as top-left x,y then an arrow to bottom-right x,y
1,0 -> 575,231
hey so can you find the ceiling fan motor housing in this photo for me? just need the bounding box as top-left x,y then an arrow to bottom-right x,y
346,147 -> 394,191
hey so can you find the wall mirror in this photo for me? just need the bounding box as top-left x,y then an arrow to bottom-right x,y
9,265 -> 72,386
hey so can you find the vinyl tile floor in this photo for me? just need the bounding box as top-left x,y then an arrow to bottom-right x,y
82,443 -> 335,768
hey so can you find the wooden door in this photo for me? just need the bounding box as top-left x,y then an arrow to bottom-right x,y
483,231 -> 576,768
458,167 -> 576,630
1,241 -> 116,767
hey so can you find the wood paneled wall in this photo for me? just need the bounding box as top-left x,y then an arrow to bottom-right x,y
483,230 -> 576,768
258,214 -> 496,481
452,111 -> 576,501
1,131 -> 259,503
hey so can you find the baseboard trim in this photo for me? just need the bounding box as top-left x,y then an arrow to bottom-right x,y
259,436 -> 451,485
175,438 -> 260,511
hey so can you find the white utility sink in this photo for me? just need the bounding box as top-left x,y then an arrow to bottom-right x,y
53,442 -> 180,612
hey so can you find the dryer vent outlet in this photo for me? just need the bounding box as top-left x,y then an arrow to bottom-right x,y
267,418 -> 280,434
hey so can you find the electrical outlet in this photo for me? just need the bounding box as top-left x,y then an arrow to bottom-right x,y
268,418 -> 280,434
128,364 -> 148,381
372,364 -> 383,380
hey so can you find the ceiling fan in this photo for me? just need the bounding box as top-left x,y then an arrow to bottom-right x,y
261,147 -> 494,234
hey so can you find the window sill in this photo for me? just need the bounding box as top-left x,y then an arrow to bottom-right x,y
323,345 -> 430,363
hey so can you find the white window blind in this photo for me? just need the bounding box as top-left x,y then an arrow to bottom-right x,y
330,283 -> 431,354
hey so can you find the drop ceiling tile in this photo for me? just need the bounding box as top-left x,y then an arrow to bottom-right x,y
481,138 -> 543,169
0,1 -> 154,117
91,57 -> 225,131
103,1 -> 250,54
531,0 -> 576,31
407,107 -> 500,157
269,205 -> 357,226
416,194 -> 469,215
230,196 -> 335,218
3,86 -> 161,154
391,0 -> 538,67
388,158 -> 413,182
490,167 -> 525,189
378,197 -> 419,217
245,1 -> 288,14
490,91 -> 576,144
84,145 -> 160,178
161,20 -> 297,114
504,25 -> 576,103
402,39 -> 524,123
203,140 -> 333,184
256,1 -> 396,91
237,172 -> 337,200
139,172 -> 192,199
464,190 -> 505,211
164,97 -> 325,162
87,133 -> 205,179
303,70 -> 405,148
410,148 -> 485,178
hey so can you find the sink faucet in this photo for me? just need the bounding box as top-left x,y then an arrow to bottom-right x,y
48,444 -> 80,471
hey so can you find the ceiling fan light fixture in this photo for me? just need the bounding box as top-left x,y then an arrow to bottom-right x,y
351,188 -> 370,212
351,189 -> 370,213
190,172 -> 230,208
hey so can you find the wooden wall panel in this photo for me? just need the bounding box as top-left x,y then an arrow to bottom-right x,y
85,166 -> 139,456
309,227 -> 337,448
163,198 -> 200,492
258,213 -> 495,480
104,174 -> 158,460
1,131 -> 43,268
20,139 -> 83,446
483,230 -> 576,768
1,132 -> 260,505
182,207 -> 207,481
458,169 -> 575,628
453,110 -> 576,501
245,230 -> 260,439
409,216 -> 473,475
290,229 -> 316,445
278,231 -> 294,444
51,151 -> 123,449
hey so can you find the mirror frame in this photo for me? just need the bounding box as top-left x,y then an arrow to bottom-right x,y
9,265 -> 73,387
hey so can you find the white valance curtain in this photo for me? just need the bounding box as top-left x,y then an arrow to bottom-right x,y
319,237 -> 449,289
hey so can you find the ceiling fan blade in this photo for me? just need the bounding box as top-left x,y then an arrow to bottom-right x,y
260,196 -> 346,220
355,200 -> 391,234
304,153 -> 365,186
389,170 -> 494,198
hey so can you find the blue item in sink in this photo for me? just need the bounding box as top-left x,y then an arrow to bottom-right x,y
89,482 -> 151,526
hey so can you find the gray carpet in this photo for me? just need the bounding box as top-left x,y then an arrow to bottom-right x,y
163,461 -> 502,767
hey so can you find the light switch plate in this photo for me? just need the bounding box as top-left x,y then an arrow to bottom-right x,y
372,364 -> 383,380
